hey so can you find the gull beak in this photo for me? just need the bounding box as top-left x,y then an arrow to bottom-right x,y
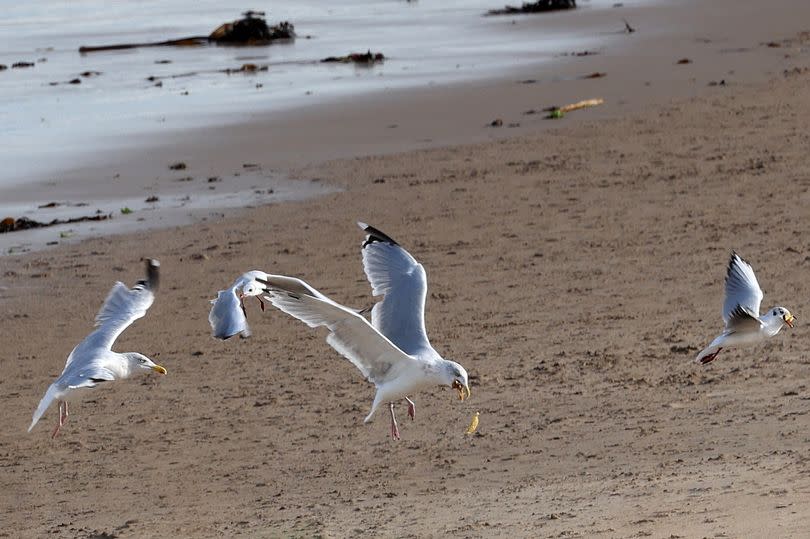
151,364 -> 167,375
452,380 -> 470,401
784,313 -> 795,328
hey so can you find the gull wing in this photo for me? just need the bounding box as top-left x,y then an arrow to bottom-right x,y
724,304 -> 763,334
723,252 -> 764,325
66,259 -> 159,365
260,274 -> 420,386
357,222 -> 431,356
209,287 -> 250,340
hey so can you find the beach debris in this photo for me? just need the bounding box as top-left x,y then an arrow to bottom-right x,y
487,0 -> 575,15
708,79 -> 726,86
38,202 -> 62,209
545,98 -> 604,119
12,61 -> 35,68
208,176 -> 222,183
321,51 -> 385,65
120,207 -> 134,214
145,196 -> 159,203
676,58 -> 692,64
155,59 -> 172,64
583,72 -> 606,79
169,162 -> 187,170
623,19 -> 635,33
489,118 -> 504,127
80,70 -> 102,77
0,214 -> 111,234
0,65 -> 7,71
223,63 -> 268,74
68,78 -> 82,84
465,412 -> 480,435
79,12 -> 295,52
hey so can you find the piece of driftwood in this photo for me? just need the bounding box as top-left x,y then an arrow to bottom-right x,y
487,0 -> 576,16
79,12 -> 294,53
321,51 -> 385,64
0,214 -> 110,234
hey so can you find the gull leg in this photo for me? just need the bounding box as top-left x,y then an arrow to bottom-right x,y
51,401 -> 65,439
257,297 -> 265,312
389,403 -> 401,441
405,397 -> 415,420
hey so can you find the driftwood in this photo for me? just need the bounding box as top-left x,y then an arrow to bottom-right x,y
488,0 -> 576,15
0,214 -> 110,234
321,51 -> 385,65
79,12 -> 294,53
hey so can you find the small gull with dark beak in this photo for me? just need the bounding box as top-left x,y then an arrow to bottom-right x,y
696,252 -> 795,364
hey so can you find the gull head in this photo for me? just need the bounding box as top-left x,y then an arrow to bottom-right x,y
766,306 -> 795,328
443,360 -> 471,401
239,278 -> 266,313
126,353 -> 168,375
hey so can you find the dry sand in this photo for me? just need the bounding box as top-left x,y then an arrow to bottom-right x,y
4,3 -> 810,538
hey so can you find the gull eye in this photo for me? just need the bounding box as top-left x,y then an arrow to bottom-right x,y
139,358 -> 146,364
773,310 -> 778,316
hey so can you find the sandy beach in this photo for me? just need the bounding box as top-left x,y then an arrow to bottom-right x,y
4,0 -> 810,537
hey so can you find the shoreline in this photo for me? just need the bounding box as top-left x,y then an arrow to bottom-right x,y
9,0 -> 809,254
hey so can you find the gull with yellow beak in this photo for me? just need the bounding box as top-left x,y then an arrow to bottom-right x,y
259,223 -> 470,440
28,259 -> 167,438
696,252 -> 795,364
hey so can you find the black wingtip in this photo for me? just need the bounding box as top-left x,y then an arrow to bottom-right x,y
144,258 -> 160,291
358,221 -> 399,248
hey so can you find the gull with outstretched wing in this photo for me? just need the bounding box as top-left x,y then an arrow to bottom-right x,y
29,259 -> 167,437
696,252 -> 795,364
259,223 -> 470,440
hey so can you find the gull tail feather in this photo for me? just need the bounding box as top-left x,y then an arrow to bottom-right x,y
29,384 -> 59,433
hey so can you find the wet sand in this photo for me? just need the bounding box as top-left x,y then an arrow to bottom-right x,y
4,1 -> 810,537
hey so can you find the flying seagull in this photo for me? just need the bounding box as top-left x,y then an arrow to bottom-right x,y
696,252 -> 795,364
259,222 -> 470,440
29,259 -> 167,437
209,271 -> 270,339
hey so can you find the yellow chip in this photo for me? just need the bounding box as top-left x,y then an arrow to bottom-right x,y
465,412 -> 480,435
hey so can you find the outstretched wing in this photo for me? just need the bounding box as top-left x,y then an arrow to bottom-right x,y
209,288 -> 250,340
260,274 -> 420,386
358,222 -> 431,355
723,252 -> 764,325
66,259 -> 159,363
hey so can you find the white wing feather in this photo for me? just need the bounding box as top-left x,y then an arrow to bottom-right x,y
723,252 -> 764,324
358,222 -> 432,355
209,288 -> 250,339
261,275 -> 419,386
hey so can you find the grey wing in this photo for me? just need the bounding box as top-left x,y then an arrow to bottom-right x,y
260,274 -> 418,386
67,260 -> 158,362
209,288 -> 250,340
723,252 -> 764,324
358,222 -> 431,356
724,304 -> 763,333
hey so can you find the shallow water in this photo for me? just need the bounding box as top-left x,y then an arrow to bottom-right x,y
1,0 -> 628,187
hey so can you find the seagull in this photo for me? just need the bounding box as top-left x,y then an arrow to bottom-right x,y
209,271 -> 270,339
259,222 -> 470,440
696,252 -> 795,364
29,259 -> 167,438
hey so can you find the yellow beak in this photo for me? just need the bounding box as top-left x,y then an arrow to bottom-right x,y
784,313 -> 795,328
152,365 -> 168,375
453,380 -> 471,401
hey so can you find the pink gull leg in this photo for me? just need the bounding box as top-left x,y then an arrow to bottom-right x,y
405,397 -> 415,420
389,403 -> 401,440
